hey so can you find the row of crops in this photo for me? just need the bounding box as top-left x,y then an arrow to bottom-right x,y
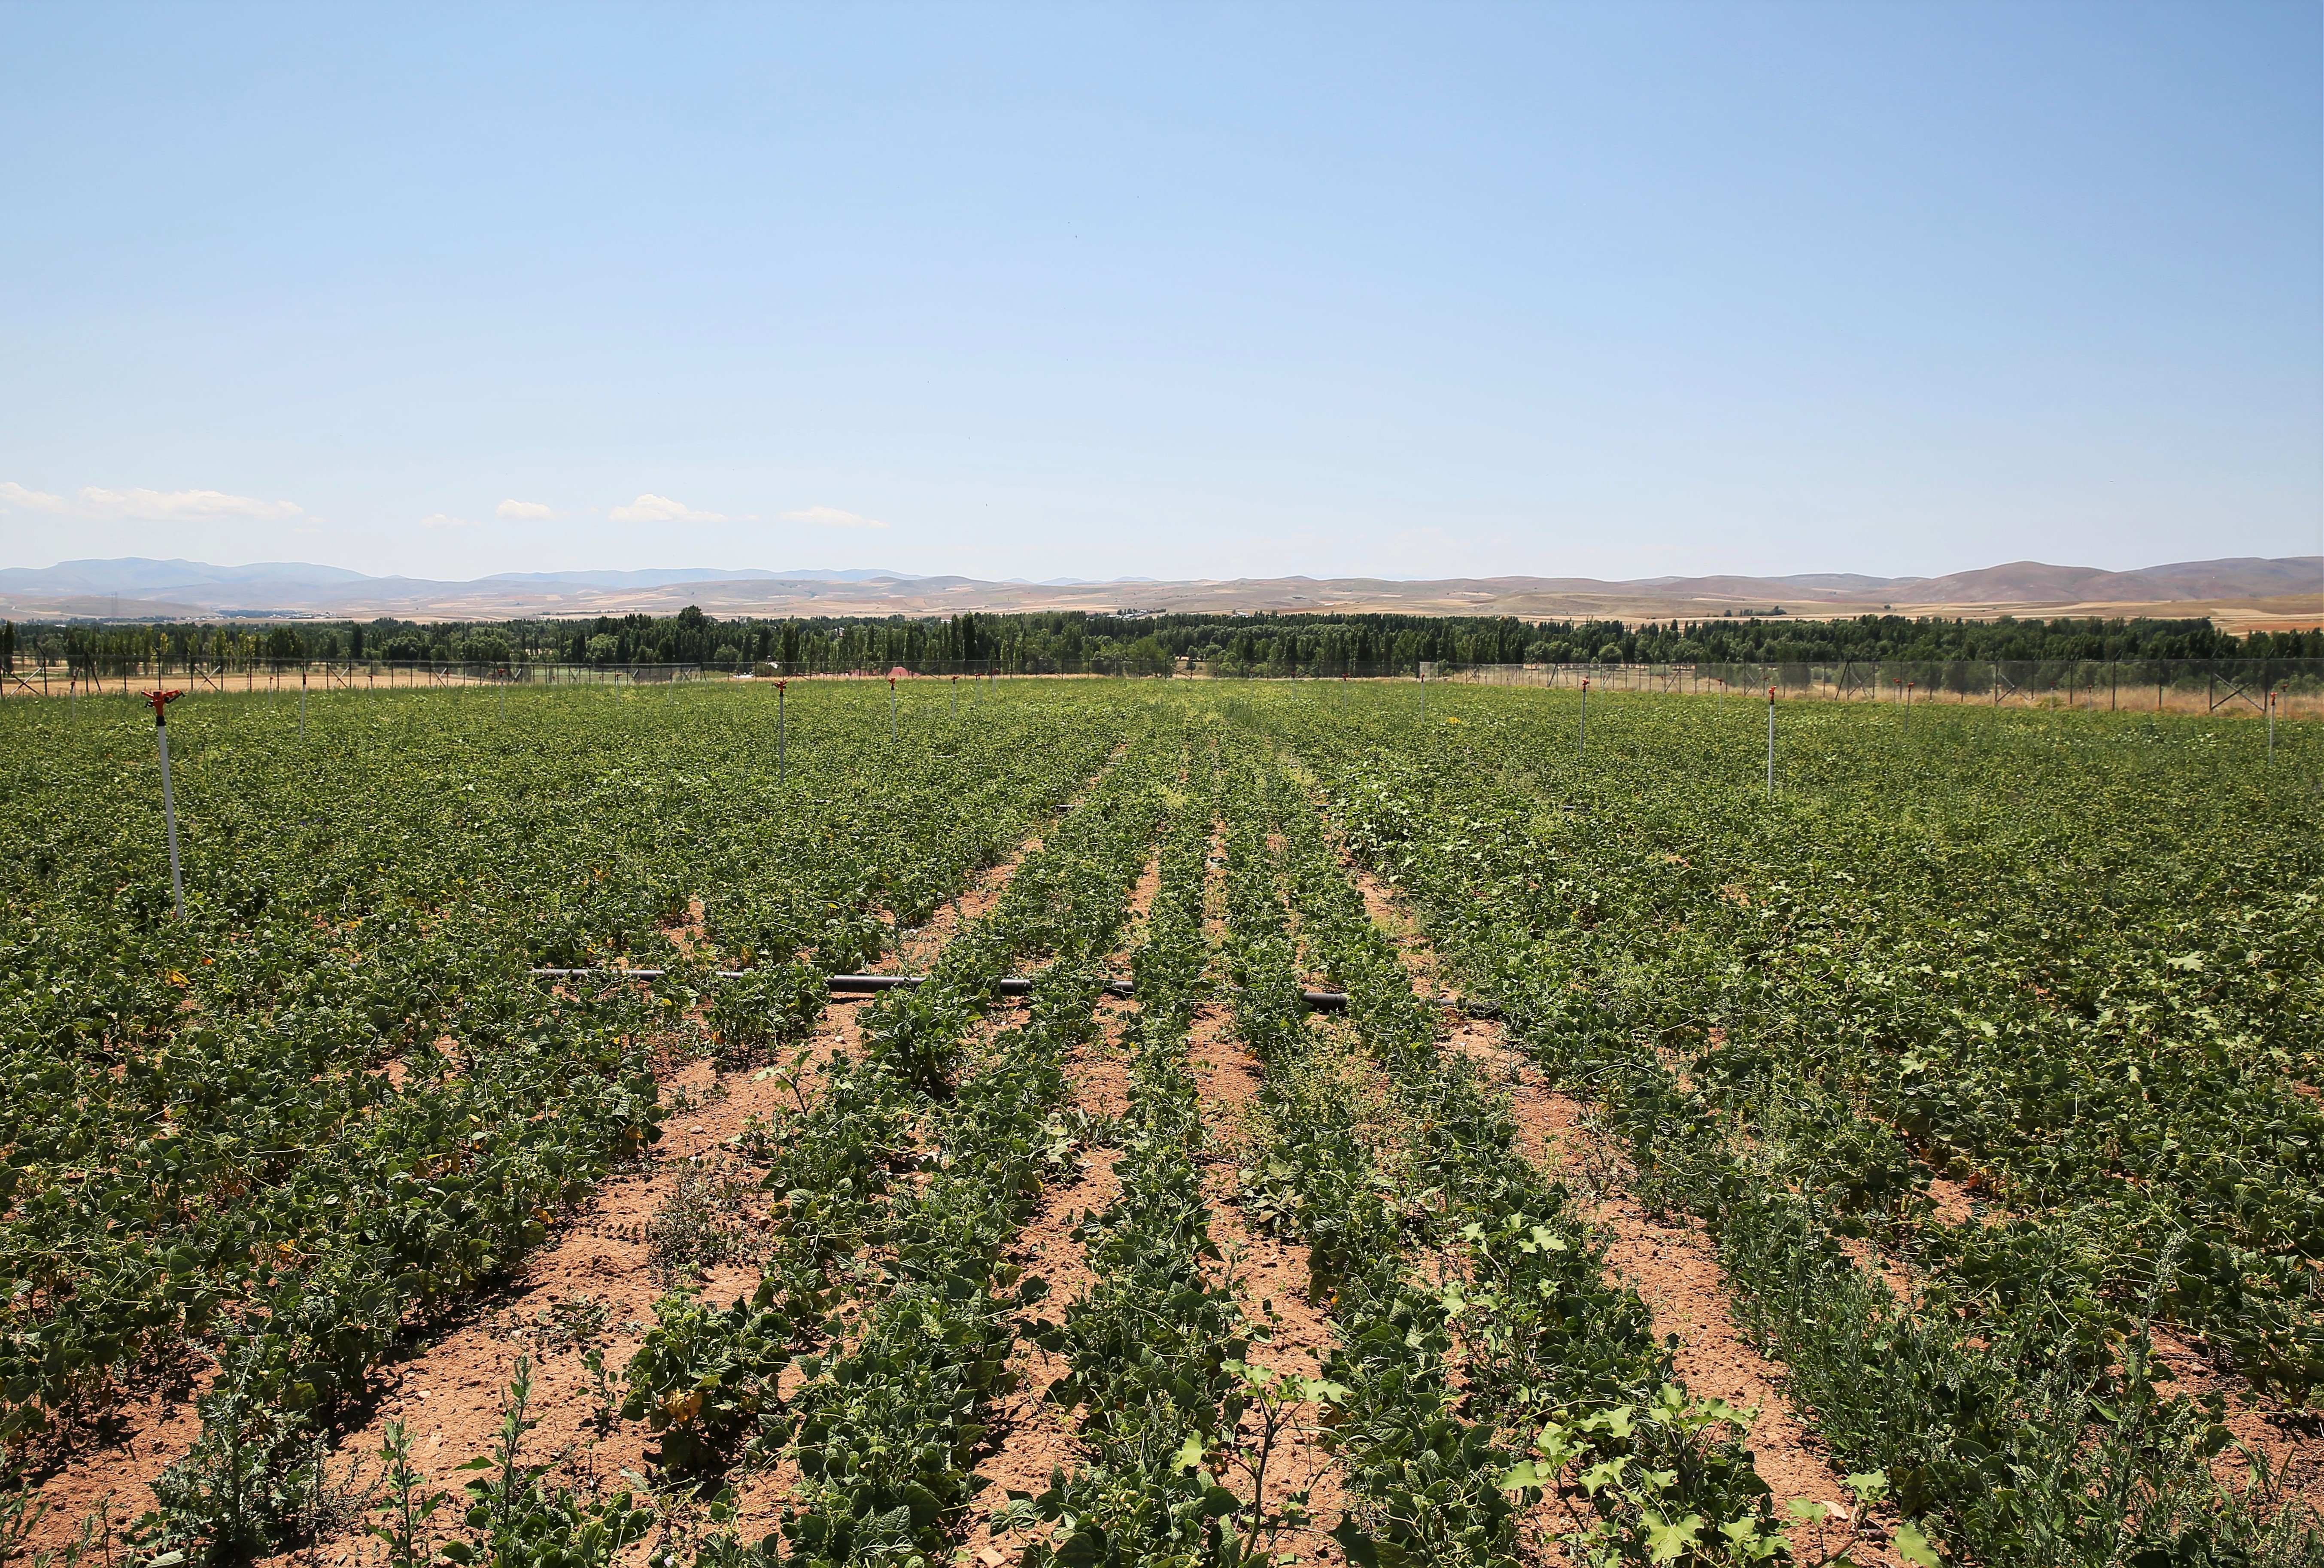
1264,686 -> 2322,1563
6,680 -> 2319,1566
0,683 -> 1125,1553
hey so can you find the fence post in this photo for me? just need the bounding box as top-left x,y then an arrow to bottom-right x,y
145,689 -> 186,917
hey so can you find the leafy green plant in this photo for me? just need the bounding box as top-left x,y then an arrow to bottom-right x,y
1,1472 -> 124,1568
1215,1359 -> 1346,1563
444,1357 -> 655,1568
369,1419 -> 450,1568
145,1344 -> 371,1564
0,680 -> 1114,1451
645,1159 -> 762,1287
619,1282 -> 793,1474
1495,1392 -> 1799,1566
1298,683 -> 2324,1560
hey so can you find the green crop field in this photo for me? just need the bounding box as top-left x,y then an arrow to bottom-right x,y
3,679 -> 2318,1568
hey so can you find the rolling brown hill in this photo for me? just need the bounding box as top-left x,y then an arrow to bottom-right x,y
0,556 -> 2315,628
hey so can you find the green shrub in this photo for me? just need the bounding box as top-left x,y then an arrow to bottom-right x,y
620,1280 -> 793,1473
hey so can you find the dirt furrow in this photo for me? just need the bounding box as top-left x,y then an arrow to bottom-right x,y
2150,1328 -> 2324,1505
1330,847 -> 1910,1565
1192,827 -> 1349,1564
963,850 -> 1160,1562
1191,1019 -> 1349,1559
31,827 -> 1054,1556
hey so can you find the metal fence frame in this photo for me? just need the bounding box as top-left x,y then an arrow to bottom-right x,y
1416,657 -> 2324,714
0,659 -> 705,698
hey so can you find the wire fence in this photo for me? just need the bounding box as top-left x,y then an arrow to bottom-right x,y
0,659 -> 707,697
9,654 -> 2320,717
0,656 -> 1172,695
1413,657 -> 2324,716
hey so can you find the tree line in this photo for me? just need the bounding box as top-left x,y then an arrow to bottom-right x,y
2,606 -> 2316,679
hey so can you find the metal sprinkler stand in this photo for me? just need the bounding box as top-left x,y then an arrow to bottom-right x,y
1766,685 -> 1776,800
144,689 -> 187,917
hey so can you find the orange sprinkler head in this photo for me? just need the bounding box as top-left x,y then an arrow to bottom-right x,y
143,689 -> 183,722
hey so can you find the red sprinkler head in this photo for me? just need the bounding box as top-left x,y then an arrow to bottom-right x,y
143,689 -> 183,723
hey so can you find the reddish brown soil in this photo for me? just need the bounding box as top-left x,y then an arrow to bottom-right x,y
1327,846 -> 1909,1566
967,851 -> 1154,1559
2151,1331 -> 2324,1507
28,827 -> 1054,1556
18,1375 -> 210,1553
1925,1176 -> 1979,1228
661,895 -> 709,957
1190,828 -> 1349,1565
965,1139 -> 1121,1559
900,842 -> 1037,967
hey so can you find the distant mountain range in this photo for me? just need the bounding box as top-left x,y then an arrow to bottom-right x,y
0,555 -> 2315,631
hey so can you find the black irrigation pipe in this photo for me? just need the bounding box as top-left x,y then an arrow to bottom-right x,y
820,975 -> 1363,1010
523,966 -> 1404,1012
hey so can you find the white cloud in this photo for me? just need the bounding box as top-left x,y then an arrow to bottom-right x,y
0,483 -> 67,514
0,481 -> 304,521
418,513 -> 483,529
781,504 -> 889,530
609,493 -> 744,524
497,498 -> 557,520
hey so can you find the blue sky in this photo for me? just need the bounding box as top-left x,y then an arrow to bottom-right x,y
1,0 -> 2316,583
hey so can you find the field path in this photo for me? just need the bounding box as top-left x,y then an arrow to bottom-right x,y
1327,823 -> 1911,1567
962,850 -> 1158,1564
30,810 -> 1058,1559
1191,823 -> 1350,1562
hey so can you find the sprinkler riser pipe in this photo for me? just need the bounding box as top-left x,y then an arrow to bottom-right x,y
156,719 -> 185,918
